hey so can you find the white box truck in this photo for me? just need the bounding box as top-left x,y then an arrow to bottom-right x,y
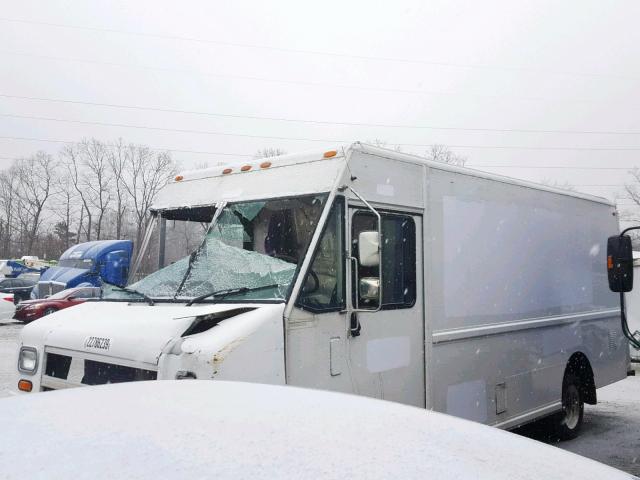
16,142 -> 630,438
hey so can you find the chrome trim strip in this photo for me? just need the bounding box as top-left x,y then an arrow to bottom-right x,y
41,375 -> 84,390
432,309 -> 620,344
493,401 -> 562,430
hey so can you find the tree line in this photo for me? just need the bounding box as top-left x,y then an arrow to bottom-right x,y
0,138 -> 177,261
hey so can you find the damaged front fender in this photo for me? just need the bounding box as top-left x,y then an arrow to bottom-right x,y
158,303 -> 286,384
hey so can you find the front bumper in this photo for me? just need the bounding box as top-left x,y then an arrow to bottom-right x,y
13,307 -> 43,322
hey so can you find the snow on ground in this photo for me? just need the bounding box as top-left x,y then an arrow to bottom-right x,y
0,319 -> 21,398
0,317 -> 638,476
517,369 -> 640,477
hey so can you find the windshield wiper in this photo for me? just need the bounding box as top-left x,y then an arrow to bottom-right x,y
186,283 -> 279,306
174,251 -> 197,300
105,282 -> 155,306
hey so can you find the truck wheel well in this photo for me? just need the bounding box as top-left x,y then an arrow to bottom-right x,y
565,352 -> 596,405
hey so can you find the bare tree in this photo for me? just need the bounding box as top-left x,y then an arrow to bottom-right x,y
61,144 -> 93,241
52,175 -> 78,251
254,148 -> 287,159
365,139 -> 404,152
122,145 -> 176,249
622,168 -> 640,227
14,152 -> 56,252
540,178 -> 576,192
425,144 -> 467,166
107,139 -> 129,239
79,139 -> 112,240
0,167 -> 18,257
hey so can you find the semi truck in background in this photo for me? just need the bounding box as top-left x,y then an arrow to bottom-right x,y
0,259 -> 46,279
33,240 -> 133,298
16,143 -> 630,440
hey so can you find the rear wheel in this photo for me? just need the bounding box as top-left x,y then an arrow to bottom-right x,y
555,372 -> 584,440
43,307 -> 57,316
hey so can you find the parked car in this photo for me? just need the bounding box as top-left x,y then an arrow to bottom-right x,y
0,381 -> 634,480
14,286 -> 100,323
0,292 -> 15,319
0,277 -> 36,303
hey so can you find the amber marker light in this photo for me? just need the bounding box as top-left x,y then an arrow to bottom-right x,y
18,379 -> 32,392
323,150 -> 337,158
222,168 -> 233,175
241,165 -> 252,172
607,255 -> 614,270
260,161 -> 272,169
175,175 -> 184,181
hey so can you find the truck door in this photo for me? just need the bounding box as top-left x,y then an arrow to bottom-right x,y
347,208 -> 425,407
286,198 -> 425,408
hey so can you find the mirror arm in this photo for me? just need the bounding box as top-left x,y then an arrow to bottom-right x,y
615,226 -> 640,350
346,186 -> 383,312
350,256 -> 360,311
621,226 -> 640,236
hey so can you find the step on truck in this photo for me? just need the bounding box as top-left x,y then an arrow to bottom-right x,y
16,142 -> 631,438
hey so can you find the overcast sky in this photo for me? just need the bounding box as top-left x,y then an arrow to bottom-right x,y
2,0 -> 640,216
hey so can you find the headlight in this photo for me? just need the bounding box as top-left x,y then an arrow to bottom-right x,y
18,347 -> 38,374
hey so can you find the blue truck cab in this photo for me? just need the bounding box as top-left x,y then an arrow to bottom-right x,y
35,240 -> 133,298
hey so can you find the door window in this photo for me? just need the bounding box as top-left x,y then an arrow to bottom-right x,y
297,198 -> 345,312
352,212 -> 416,310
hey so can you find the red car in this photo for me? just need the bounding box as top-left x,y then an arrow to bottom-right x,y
13,287 -> 101,323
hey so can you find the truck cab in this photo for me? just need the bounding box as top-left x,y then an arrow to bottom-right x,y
35,240 -> 133,298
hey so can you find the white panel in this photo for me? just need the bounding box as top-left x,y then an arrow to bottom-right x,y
153,159 -> 344,210
348,151 -> 424,208
366,336 -> 411,373
428,168 -> 618,332
446,380 -> 487,423
329,337 -> 343,376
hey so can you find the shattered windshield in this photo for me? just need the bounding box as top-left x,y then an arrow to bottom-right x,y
110,194 -> 327,302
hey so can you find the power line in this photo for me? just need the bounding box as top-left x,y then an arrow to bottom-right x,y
0,50 -> 628,107
3,93 -> 640,136
0,136 -> 254,157
0,16 -> 635,82
6,112 -> 640,152
0,139 -> 638,173
0,49 -> 497,99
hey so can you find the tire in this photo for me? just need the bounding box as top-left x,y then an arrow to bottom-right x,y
43,307 -> 57,316
555,372 -> 584,440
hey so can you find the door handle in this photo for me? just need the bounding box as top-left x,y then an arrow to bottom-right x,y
350,312 -> 361,337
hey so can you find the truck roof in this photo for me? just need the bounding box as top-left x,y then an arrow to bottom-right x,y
152,142 -> 613,211
60,240 -> 133,260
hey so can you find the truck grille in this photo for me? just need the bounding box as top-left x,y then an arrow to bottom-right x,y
37,281 -> 66,298
41,348 -> 157,390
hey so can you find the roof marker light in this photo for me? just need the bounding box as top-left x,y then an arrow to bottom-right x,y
323,150 -> 338,158
260,161 -> 272,169
222,168 -> 233,175
241,165 -> 252,172
175,175 -> 184,182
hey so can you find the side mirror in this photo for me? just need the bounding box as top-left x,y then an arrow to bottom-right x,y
358,231 -> 380,267
359,277 -> 380,301
607,235 -> 634,292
